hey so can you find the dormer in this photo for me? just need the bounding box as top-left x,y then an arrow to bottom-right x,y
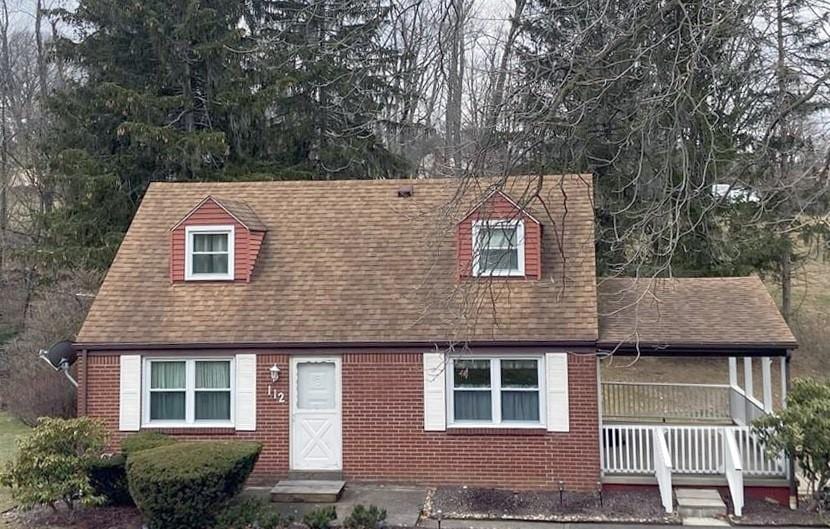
170,196 -> 266,283
457,190 -> 542,279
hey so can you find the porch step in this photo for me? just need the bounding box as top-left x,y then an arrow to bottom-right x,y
270,480 -> 345,503
288,470 -> 344,481
682,517 -> 731,526
676,488 -> 727,519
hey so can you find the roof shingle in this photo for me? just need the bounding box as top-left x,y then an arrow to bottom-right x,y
77,175 -> 598,346
597,276 -> 797,349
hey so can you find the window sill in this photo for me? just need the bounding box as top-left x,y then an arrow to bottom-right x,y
447,427 -> 547,436
141,426 -> 236,435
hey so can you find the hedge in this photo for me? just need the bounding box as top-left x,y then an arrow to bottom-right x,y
88,432 -> 176,506
121,432 -> 177,457
127,441 -> 262,529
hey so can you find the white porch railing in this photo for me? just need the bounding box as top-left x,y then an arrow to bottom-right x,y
602,382 -> 732,422
653,427 -> 674,513
601,424 -> 787,478
729,386 -> 768,426
724,429 -> 744,517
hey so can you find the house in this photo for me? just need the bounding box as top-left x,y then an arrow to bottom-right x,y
74,175 -> 797,514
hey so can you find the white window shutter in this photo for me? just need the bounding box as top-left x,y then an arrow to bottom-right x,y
423,352 -> 446,431
235,354 -> 257,431
119,355 -> 141,431
545,353 -> 570,432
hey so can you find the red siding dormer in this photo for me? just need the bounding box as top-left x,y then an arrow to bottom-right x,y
170,196 -> 266,283
457,190 -> 542,279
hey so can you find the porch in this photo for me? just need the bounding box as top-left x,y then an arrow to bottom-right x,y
599,356 -> 791,517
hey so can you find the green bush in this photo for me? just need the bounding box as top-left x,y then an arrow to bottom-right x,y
127,441 -> 262,529
88,454 -> 131,506
213,497 -> 291,529
754,378 -> 830,509
344,505 -> 387,529
304,506 -> 337,529
121,431 -> 176,457
0,417 -> 106,510
87,432 -> 176,506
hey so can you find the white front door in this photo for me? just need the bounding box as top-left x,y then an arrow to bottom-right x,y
291,357 -> 342,471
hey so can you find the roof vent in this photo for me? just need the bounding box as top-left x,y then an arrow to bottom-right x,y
397,185 -> 414,198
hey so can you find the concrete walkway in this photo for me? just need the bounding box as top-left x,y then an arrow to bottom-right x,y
244,483 -> 427,527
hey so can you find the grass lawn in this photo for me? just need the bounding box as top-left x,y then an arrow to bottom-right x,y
0,411 -> 29,524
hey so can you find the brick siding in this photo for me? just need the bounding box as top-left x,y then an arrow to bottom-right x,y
78,351 -> 600,490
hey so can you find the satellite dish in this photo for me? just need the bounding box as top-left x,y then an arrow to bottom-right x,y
40,340 -> 77,370
38,341 -> 78,387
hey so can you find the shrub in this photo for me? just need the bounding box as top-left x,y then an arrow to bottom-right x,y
344,505 -> 387,529
87,432 -> 175,507
88,454 -> 132,506
214,497 -> 291,529
304,506 -> 337,529
121,431 -> 176,457
0,417 -> 106,510
754,378 -> 830,510
127,441 -> 262,529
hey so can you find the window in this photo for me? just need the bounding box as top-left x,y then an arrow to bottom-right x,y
185,225 -> 235,280
448,357 -> 544,426
144,359 -> 233,426
472,220 -> 525,276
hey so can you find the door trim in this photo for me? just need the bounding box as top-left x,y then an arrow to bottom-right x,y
289,356 -> 342,471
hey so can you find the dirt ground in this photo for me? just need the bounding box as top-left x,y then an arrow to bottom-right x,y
426,487 -> 678,524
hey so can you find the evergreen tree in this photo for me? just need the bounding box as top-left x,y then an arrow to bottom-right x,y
248,0 -> 407,179
42,0 -> 408,269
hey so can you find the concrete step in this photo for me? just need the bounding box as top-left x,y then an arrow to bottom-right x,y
676,488 -> 727,519
682,516 -> 731,526
270,480 -> 346,503
288,470 -> 344,481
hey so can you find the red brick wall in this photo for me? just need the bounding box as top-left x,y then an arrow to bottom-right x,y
170,199 -> 264,282
79,351 -> 600,490
457,192 -> 542,279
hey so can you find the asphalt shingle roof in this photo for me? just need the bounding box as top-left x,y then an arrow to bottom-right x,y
597,276 -> 797,349
77,175 -> 599,346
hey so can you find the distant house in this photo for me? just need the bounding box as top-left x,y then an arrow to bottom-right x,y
74,175 -> 796,515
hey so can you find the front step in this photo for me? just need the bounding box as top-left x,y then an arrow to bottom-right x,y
676,488 -> 727,519
287,470 -> 344,481
270,480 -> 346,503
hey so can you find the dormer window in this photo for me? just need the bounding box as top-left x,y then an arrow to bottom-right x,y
185,225 -> 235,281
472,220 -> 525,277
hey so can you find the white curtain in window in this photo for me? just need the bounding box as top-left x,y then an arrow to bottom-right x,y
195,361 -> 231,421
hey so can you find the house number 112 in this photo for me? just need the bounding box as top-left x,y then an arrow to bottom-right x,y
267,385 -> 286,403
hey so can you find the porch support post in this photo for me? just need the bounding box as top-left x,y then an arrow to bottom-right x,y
728,357 -> 738,387
780,356 -> 787,409
744,357 -> 754,399
762,357 -> 773,412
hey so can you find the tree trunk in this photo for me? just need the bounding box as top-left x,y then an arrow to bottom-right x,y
444,0 -> 465,176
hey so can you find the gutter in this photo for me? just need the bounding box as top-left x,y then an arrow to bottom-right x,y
72,339 -> 600,353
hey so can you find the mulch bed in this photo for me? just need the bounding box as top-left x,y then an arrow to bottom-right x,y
424,486 -> 679,524
729,497 -> 828,526
1,505 -> 143,529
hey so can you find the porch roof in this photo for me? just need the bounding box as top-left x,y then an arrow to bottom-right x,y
597,276 -> 797,354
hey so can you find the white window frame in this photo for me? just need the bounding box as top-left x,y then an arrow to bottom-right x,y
185,225 -> 235,281
472,220 -> 525,277
142,358 -> 235,428
446,355 -> 546,428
